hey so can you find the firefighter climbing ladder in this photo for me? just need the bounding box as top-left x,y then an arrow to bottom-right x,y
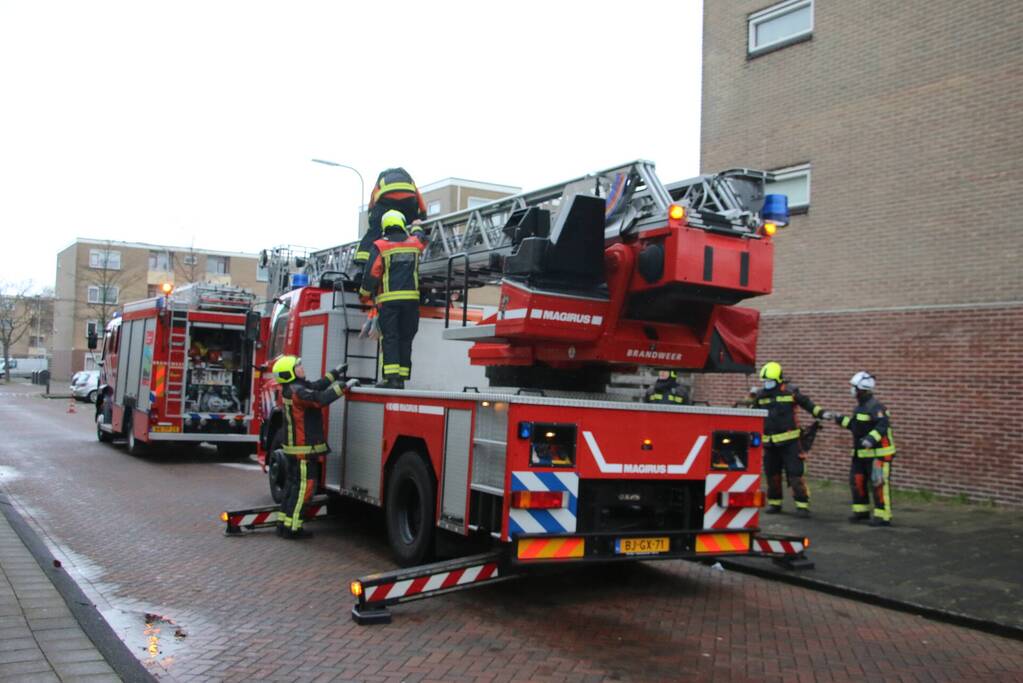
266,161 -> 774,300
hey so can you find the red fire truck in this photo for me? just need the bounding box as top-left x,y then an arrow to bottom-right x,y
94,283 -> 265,457
231,161 -> 809,622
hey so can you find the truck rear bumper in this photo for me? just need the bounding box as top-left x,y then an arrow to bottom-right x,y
509,529 -> 806,566
148,433 -> 258,443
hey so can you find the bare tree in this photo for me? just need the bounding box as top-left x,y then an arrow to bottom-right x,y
80,241 -> 137,328
0,282 -> 34,383
174,244 -> 203,285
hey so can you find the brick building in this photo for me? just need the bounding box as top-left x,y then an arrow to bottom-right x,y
52,239 -> 267,380
697,1 -> 1023,504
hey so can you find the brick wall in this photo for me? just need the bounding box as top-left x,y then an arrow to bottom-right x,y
693,304 -> 1023,506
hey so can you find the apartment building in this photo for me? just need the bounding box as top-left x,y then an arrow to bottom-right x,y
52,239 -> 267,379
696,1 -> 1023,503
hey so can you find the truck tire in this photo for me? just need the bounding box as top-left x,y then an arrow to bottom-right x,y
267,429 -> 287,505
96,415 -> 112,443
385,451 -> 436,567
125,412 -> 147,456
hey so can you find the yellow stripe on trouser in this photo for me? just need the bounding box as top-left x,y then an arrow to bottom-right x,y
766,429 -> 801,444
291,459 -> 308,531
874,461 -> 892,521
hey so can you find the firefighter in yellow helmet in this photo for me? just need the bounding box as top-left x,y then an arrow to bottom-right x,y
271,355 -> 347,539
643,369 -> 690,405
753,361 -> 823,516
352,168 -> 426,283
359,209 -> 427,388
828,371 -> 897,527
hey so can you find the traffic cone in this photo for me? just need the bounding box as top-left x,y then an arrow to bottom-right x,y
66,399 -> 76,414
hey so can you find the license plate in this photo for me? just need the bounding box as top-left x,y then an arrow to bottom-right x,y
615,536 -> 670,555
152,425 -> 180,433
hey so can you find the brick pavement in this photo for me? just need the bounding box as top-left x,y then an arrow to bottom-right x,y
0,499 -> 120,682
1,383 -> 1022,682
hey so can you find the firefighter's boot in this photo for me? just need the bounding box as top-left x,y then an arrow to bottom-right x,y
848,512 -> 870,523
765,505 -> 782,515
283,528 -> 314,540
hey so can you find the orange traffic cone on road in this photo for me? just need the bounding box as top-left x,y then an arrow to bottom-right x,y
66,399 -> 76,414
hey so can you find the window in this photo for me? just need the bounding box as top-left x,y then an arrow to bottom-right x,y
87,285 -> 119,304
29,335 -> 45,347
748,0 -> 813,56
89,249 -> 121,270
207,256 -> 229,274
147,284 -> 159,298
466,196 -> 490,209
148,250 -> 170,271
86,320 -> 99,338
181,254 -> 198,266
767,163 -> 811,211
427,200 -> 442,216
256,263 -> 269,282
269,309 -> 290,357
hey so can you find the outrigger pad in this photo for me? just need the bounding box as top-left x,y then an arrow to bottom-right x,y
351,604 -> 392,626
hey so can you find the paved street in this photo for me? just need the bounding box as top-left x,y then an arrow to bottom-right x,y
1,382 -> 1022,682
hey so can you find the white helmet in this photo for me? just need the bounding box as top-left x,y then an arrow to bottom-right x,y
850,371 -> 876,392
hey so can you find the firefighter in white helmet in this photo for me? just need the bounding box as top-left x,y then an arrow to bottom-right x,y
828,371 -> 897,526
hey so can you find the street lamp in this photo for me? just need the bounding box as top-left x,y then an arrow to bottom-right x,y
311,158 -> 366,213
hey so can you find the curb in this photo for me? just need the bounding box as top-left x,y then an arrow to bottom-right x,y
0,493 -> 157,683
719,558 -> 1023,643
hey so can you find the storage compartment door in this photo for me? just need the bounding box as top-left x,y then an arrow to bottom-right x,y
441,409 -> 472,523
343,401 -> 384,503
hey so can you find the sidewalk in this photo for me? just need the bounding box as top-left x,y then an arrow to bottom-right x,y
0,503 -> 120,681
729,478 -> 1023,632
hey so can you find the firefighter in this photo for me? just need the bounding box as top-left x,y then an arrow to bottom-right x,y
829,371 -> 897,527
643,369 -> 690,405
352,167 -> 426,283
754,361 -> 823,516
271,355 -> 347,539
359,209 -> 427,389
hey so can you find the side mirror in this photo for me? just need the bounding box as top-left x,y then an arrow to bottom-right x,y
244,311 -> 261,342
86,332 -> 98,351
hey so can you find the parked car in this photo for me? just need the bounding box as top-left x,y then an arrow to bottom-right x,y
0,358 -> 48,378
71,370 -> 100,403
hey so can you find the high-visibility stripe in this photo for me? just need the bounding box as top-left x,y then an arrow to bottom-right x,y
377,181 -> 417,196
376,291 -> 420,303
868,429 -> 883,441
855,413 -> 872,421
282,444 -> 328,455
695,532 -> 749,554
766,429 -> 801,444
875,462 -> 893,521
517,537 -> 585,560
852,503 -> 871,513
840,416 -> 851,428
290,460 -> 308,530
354,250 -> 370,261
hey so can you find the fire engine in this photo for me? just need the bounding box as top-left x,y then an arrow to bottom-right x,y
94,283 -> 265,457
227,160 -> 810,623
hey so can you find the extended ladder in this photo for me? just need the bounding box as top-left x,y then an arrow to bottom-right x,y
269,161 -> 775,300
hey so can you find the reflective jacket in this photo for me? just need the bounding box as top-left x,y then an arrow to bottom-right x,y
359,227 -> 427,304
754,382 -> 822,445
834,395 -> 896,458
644,380 -> 689,405
368,167 -> 427,216
281,372 -> 344,456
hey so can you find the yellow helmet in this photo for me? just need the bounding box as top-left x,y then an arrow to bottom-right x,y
381,209 -> 407,232
272,355 -> 300,383
759,361 -> 783,382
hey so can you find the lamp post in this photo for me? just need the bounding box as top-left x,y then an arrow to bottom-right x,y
311,158 -> 366,216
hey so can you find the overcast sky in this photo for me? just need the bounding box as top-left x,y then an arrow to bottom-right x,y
0,1 -> 703,291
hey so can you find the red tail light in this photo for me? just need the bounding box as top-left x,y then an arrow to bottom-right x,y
511,491 -> 566,509
719,490 -> 764,508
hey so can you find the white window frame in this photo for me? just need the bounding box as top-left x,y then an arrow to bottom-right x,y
767,163 -> 811,210
181,254 -> 198,266
206,255 -> 229,275
89,249 -> 122,270
86,320 -> 99,337
748,0 -> 813,56
427,200 -> 442,216
87,285 -> 119,305
148,250 -> 171,271
466,196 -> 490,210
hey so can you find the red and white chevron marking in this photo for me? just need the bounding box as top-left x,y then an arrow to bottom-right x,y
363,562 -> 500,604
703,473 -> 760,530
229,504 -> 326,527
753,537 -> 805,556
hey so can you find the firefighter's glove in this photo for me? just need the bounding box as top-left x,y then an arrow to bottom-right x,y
349,269 -> 363,288
332,363 -> 348,379
860,437 -> 874,449
821,411 -> 835,420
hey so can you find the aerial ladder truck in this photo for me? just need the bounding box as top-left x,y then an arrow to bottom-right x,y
225,160 -> 809,623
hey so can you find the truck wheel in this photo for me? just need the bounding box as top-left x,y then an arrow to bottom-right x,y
268,429 -> 288,505
96,415 -> 112,443
385,451 -> 436,567
126,412 -> 147,456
